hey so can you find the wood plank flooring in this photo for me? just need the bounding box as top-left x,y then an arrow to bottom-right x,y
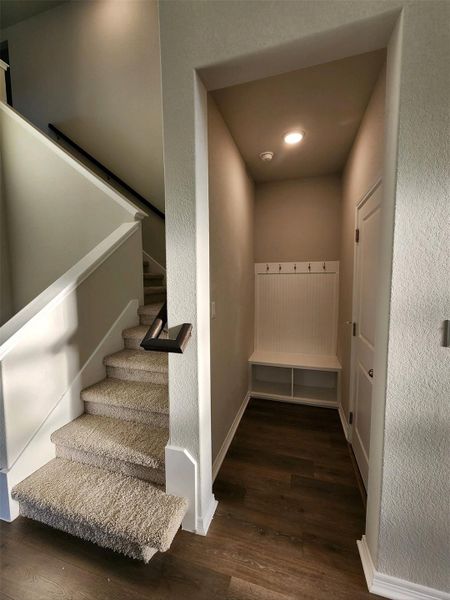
0,399 -> 381,599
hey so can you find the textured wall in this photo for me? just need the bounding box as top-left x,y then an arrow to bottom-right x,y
255,176 -> 341,263
337,64 -> 386,420
1,0 -> 166,264
208,97 -> 255,461
159,3 -> 449,589
374,4 -> 450,590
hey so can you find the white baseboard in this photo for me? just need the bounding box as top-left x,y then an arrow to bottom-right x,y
212,392 -> 250,481
358,536 -> 450,600
143,251 -> 166,278
0,299 -> 139,522
338,404 -> 351,441
196,495 -> 218,536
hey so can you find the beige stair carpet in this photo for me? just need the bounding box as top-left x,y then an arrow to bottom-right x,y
12,459 -> 188,562
11,262 -> 184,562
82,378 -> 169,427
104,348 -> 168,384
122,325 -> 169,350
51,414 -> 167,484
138,302 -> 164,325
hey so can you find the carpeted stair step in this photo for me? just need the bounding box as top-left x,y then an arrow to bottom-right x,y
12,458 -> 187,562
144,272 -> 164,285
51,414 -> 167,484
122,325 -> 168,350
82,378 -> 169,427
104,348 -> 168,384
143,259 -> 150,273
144,286 -> 166,304
138,303 -> 164,325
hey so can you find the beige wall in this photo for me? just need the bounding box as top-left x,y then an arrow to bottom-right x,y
255,177 -> 341,262
1,0 -> 165,264
208,96 -> 255,462
337,63 -> 386,419
0,106 -> 137,316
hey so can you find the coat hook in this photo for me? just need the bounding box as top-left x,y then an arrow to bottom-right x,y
294,264 -> 297,271
266,264 -> 269,272
323,262 -> 326,270
308,263 -> 311,272
279,264 -> 282,272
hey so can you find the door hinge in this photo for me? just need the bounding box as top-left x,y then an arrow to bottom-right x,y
355,228 -> 360,243
352,322 -> 357,336
349,411 -> 353,425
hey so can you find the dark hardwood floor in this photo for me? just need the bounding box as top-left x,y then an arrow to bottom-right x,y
0,399 -> 381,599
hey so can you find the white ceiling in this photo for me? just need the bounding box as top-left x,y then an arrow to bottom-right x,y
0,0 -> 67,30
211,50 -> 386,183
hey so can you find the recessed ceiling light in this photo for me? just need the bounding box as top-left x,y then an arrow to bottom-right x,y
284,131 -> 304,145
259,151 -> 274,162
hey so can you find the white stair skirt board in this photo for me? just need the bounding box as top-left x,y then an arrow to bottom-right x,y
357,536 -> 450,600
165,445 -> 217,535
213,392 -> 251,481
0,299 -> 140,522
165,446 -> 197,532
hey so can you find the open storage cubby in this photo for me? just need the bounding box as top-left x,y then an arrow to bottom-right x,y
249,351 -> 341,408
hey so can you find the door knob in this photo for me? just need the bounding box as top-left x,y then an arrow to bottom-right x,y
368,369 -> 374,378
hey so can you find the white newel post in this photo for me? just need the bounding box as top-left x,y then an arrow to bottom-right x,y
0,60 -> 9,102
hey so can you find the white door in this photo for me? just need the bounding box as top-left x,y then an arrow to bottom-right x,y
351,183 -> 382,489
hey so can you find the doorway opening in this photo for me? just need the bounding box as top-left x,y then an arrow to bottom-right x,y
207,48 -> 387,511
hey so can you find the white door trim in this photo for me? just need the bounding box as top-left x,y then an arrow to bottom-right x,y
348,177 -> 382,446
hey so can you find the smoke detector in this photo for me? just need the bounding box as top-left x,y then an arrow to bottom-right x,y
259,151 -> 274,162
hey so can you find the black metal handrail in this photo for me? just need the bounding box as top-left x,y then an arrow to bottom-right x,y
140,302 -> 192,354
48,123 -> 165,221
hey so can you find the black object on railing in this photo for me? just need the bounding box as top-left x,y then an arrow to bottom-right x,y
140,302 -> 192,354
48,123 -> 165,221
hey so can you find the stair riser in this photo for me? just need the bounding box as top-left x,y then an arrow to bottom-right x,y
106,365 -> 168,385
55,446 -> 165,486
123,333 -> 169,350
84,401 -> 169,428
144,276 -> 164,285
18,502 -> 158,562
144,293 -> 166,304
140,314 -> 160,326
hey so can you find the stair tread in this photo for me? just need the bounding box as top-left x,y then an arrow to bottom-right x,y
138,303 -> 164,316
82,378 -> 168,414
51,414 -> 167,469
104,348 -> 167,372
12,458 -> 187,556
123,325 -> 169,344
144,286 -> 166,294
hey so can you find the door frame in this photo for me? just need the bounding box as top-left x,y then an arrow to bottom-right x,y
348,177 -> 382,453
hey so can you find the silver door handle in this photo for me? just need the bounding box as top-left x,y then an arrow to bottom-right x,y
368,369 -> 374,378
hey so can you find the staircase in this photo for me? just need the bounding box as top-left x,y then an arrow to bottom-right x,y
12,261 -> 188,562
